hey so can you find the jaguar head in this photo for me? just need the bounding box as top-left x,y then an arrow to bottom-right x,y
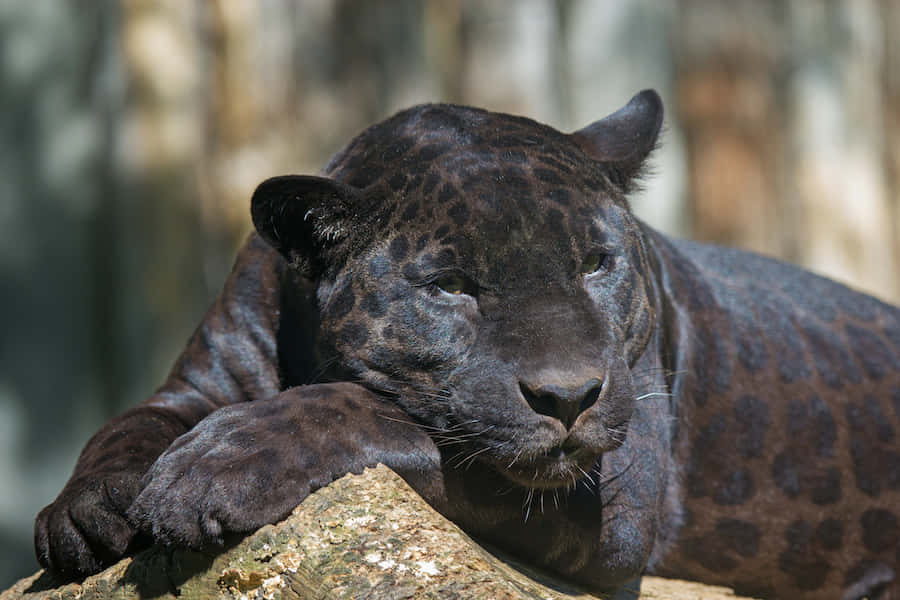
252,91 -> 663,490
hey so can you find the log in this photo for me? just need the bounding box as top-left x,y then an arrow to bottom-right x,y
2,465 -> 755,600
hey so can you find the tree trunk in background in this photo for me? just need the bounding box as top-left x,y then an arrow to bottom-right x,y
674,0 -> 789,256
883,0 -> 900,293
676,0 -> 900,302
117,0 -> 238,405
424,0 -> 466,103
787,1 -> 898,302
0,1 -> 121,581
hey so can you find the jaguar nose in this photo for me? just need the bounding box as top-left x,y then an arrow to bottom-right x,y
519,377 -> 604,429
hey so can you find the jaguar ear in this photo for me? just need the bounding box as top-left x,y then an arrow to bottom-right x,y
251,175 -> 361,276
570,89 -> 663,191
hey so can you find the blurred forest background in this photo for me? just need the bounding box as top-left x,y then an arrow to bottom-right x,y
2,0 -> 900,585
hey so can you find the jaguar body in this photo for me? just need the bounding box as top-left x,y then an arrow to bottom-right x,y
36,91 -> 900,599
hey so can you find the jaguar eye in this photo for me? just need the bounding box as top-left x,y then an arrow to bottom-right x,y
435,274 -> 470,295
581,253 -> 611,276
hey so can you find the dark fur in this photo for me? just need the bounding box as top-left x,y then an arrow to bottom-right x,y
36,91 -> 900,599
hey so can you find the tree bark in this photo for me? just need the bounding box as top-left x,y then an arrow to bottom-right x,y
3,466 -> 757,600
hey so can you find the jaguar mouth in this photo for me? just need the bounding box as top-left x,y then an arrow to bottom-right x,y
500,445 -> 601,490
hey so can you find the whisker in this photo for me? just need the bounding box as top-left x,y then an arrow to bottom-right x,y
452,445 -> 492,470
305,354 -> 342,383
507,447 -> 526,470
377,414 -> 468,436
634,391 -> 673,401
576,465 -> 596,486
523,488 -> 535,522
376,414 -> 421,428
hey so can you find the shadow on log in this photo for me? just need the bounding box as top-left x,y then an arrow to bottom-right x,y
2,465 -> 756,599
